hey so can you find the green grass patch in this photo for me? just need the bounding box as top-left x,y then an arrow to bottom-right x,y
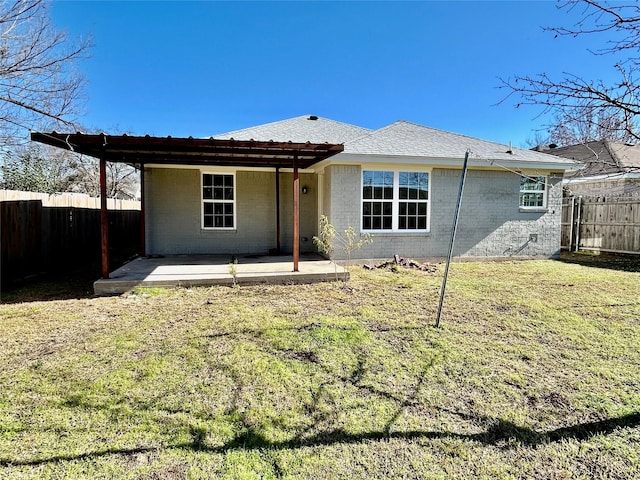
1,254 -> 639,478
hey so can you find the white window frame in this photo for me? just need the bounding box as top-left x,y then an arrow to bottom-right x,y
361,168 -> 431,233
201,172 -> 236,230
519,175 -> 547,210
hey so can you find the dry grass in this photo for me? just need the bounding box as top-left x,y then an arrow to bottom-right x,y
1,253 -> 639,479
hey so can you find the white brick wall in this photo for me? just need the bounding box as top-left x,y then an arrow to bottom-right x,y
145,165 -> 564,259
145,167 -> 317,255
322,166 -> 563,260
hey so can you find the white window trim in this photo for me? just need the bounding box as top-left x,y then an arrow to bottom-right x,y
360,168 -> 431,233
519,175 -> 548,210
201,172 -> 237,230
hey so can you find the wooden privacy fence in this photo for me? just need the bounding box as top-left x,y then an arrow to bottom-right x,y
1,190 -> 140,285
562,195 -> 640,254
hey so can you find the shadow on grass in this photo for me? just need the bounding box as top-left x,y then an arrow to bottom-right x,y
558,251 -> 640,273
2,412 -> 638,467
0,253 -> 137,303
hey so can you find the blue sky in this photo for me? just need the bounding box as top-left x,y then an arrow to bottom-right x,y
50,1 -> 618,147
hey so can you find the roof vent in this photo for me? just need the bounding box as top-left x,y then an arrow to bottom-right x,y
308,115 -> 318,121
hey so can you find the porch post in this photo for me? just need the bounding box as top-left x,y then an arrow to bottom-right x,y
293,156 -> 299,272
139,165 -> 146,257
275,167 -> 281,253
100,156 -> 110,279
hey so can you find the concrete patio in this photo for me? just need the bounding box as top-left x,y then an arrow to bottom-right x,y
93,254 -> 348,295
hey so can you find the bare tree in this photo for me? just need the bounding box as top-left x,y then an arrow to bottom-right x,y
546,103 -> 635,146
0,0 -> 89,145
71,155 -> 139,199
0,142 -> 139,198
500,0 -> 640,142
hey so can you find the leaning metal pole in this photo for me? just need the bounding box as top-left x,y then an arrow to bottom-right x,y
436,150 -> 470,327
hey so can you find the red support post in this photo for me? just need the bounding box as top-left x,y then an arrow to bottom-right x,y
293,157 -> 299,272
275,167 -> 281,254
100,157 -> 110,279
139,165 -> 146,256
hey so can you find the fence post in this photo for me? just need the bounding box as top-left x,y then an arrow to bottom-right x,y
574,196 -> 582,252
568,196 -> 575,251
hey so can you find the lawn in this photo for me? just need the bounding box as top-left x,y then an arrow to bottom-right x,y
1,254 -> 639,479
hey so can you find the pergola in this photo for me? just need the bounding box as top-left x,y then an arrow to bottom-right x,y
30,132 -> 344,278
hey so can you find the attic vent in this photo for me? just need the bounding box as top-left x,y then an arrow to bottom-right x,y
308,115 -> 318,121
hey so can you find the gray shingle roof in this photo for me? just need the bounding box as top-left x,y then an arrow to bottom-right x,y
545,140 -> 640,179
344,120 -> 574,165
215,115 -> 577,168
214,115 -> 371,145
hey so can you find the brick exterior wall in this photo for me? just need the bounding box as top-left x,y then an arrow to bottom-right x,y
145,165 -> 563,259
321,165 -> 563,260
145,167 -> 317,255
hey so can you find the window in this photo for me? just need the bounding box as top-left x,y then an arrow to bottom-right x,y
519,175 -> 547,209
202,173 -> 235,229
362,170 -> 429,232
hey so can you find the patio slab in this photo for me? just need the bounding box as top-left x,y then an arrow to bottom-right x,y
93,254 -> 348,295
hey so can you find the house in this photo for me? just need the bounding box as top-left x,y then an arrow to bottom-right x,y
32,115 -> 577,273
536,140 -> 640,197
209,115 -> 576,259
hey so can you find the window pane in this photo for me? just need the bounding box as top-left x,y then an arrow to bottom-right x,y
399,201 -> 428,230
520,193 -> 544,207
363,171 -> 374,186
213,175 -> 225,187
383,202 -> 392,215
520,176 -> 545,191
383,217 -> 392,229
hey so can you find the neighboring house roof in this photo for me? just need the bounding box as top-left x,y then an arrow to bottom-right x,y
542,140 -> 640,180
214,115 -> 372,145
216,115 -> 578,170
